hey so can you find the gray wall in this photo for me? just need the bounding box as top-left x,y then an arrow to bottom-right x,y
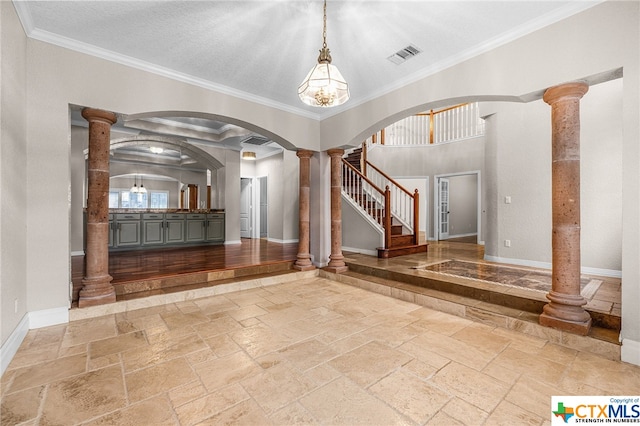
483,78 -> 622,273
448,174 -> 478,238
367,137 -> 485,240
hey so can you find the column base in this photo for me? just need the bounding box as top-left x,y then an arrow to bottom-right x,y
79,275 -> 116,308
539,312 -> 592,336
323,265 -> 348,274
293,264 -> 316,271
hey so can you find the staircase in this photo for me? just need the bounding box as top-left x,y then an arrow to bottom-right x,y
342,148 -> 428,258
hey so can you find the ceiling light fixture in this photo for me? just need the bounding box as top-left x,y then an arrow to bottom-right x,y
298,0 -> 349,108
150,146 -> 163,154
130,175 -> 139,193
242,151 -> 257,160
138,176 -> 147,194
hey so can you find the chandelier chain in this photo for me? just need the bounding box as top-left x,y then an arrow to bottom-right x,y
322,0 -> 327,49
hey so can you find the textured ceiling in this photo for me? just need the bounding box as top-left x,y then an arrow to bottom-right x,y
16,1 -> 601,119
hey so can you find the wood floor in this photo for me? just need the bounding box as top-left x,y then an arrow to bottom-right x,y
71,239 -> 299,304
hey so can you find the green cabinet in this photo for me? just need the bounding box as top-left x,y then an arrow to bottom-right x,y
142,213 -> 164,246
165,214 -> 185,244
102,212 -> 224,251
115,214 -> 141,247
206,213 -> 225,242
186,214 -> 206,242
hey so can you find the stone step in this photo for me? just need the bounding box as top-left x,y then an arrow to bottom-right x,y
321,269 -> 621,361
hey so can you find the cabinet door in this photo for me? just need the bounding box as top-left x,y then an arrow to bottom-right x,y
186,220 -> 206,242
206,218 -> 225,242
117,221 -> 141,247
165,219 -> 185,244
143,220 -> 164,245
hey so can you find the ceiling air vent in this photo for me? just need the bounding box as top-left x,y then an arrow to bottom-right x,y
387,45 -> 422,65
240,135 -> 271,145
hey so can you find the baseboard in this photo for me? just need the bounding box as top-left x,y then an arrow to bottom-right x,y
342,246 -> 378,257
1,314 -> 29,376
483,255 -> 622,278
447,232 -> 478,239
621,338 -> 640,367
223,240 -> 242,245
71,250 -> 85,256
1,306 -> 70,376
29,306 -> 69,329
266,238 -> 299,244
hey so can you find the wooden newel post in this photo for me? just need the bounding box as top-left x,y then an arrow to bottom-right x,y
384,186 -> 391,249
413,189 -> 419,245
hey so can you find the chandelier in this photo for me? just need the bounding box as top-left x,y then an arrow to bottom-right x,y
298,0 -> 349,107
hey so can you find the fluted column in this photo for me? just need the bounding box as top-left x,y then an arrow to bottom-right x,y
325,149 -> 348,273
539,82 -> 591,335
79,108 -> 117,307
293,149 -> 316,271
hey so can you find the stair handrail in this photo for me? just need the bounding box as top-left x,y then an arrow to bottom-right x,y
365,160 -> 418,241
341,159 -> 391,248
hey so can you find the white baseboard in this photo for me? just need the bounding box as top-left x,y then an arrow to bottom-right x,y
1,314 -> 29,376
29,306 -> 69,329
447,232 -> 478,239
1,306 -> 70,376
71,250 -> 85,256
224,240 -> 242,245
266,238 -> 299,244
621,338 -> 640,367
483,255 -> 622,278
342,246 -> 378,257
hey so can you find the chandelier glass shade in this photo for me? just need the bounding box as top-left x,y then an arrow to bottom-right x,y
298,0 -> 349,107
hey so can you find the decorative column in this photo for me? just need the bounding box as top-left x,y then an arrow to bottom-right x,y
79,108 -> 117,307
294,150 -> 316,271
325,149 -> 348,273
539,82 -> 591,335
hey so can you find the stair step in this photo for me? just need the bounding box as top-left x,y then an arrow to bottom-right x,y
390,234 -> 415,247
391,224 -> 403,235
328,269 -> 620,351
377,244 -> 428,258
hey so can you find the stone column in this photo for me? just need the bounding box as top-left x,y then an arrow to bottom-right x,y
79,108 -> 117,307
294,150 -> 316,271
325,149 -> 348,273
539,82 -> 592,335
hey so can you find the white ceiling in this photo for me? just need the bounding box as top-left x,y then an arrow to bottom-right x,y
15,1 -> 601,119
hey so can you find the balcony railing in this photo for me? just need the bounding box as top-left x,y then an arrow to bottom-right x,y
366,102 -> 484,148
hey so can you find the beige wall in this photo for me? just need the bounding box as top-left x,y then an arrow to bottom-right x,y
0,1 -> 28,350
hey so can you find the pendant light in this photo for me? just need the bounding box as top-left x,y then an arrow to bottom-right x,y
139,175 -> 147,194
130,175 -> 139,193
298,0 -> 349,107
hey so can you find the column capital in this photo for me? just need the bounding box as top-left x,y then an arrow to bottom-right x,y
543,82 -> 588,105
296,149 -> 315,159
81,107 -> 117,125
326,148 -> 345,158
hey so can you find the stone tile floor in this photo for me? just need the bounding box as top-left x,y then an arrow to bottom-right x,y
2,276 -> 639,425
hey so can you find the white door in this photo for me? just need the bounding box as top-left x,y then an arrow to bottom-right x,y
438,178 -> 450,240
259,177 -> 268,238
240,178 -> 252,238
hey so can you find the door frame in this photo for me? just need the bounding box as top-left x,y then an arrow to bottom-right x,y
240,177 -> 253,238
434,170 -> 482,243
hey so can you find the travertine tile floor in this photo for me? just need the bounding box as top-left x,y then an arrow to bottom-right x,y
2,276 -> 639,425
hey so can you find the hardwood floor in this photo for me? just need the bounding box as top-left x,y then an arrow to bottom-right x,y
71,239 -> 299,304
